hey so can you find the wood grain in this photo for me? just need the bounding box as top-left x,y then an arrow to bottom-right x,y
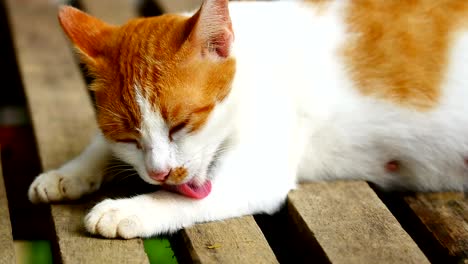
154,0 -> 203,13
51,203 -> 149,264
174,216 -> 278,264
80,0 -> 138,25
288,181 -> 429,264
405,192 -> 468,262
5,0 -> 149,263
0,151 -> 16,264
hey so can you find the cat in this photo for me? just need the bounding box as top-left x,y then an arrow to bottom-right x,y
28,0 -> 468,239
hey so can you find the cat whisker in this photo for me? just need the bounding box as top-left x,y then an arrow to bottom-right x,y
181,140 -> 234,166
96,105 -> 128,121
107,168 -> 137,178
104,164 -> 134,170
113,172 -> 140,183
99,123 -> 125,127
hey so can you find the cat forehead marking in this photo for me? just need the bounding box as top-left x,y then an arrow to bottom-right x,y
118,16 -> 235,133
135,86 -> 168,143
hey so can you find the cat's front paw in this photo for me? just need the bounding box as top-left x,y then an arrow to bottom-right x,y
28,170 -> 100,203
85,199 -> 145,239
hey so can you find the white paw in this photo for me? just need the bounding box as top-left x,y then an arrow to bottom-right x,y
28,170 -> 100,203
85,199 -> 145,239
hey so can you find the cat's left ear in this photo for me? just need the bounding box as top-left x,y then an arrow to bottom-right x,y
58,6 -> 114,64
189,0 -> 234,58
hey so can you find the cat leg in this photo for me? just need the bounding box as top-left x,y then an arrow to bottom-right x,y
28,133 -> 111,203
84,172 -> 293,238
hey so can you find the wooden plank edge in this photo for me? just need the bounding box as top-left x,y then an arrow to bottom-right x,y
287,181 -> 430,264
285,198 -> 333,264
404,192 -> 468,263
171,216 -> 278,264
0,149 -> 17,263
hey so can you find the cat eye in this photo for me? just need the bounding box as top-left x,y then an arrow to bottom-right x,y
169,121 -> 188,141
116,138 -> 141,149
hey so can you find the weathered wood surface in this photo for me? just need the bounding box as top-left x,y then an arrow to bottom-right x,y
6,0 -> 96,170
5,0 -> 149,263
80,0 -> 138,25
405,192 -> 468,262
50,203 -> 148,264
154,0 -> 203,13
288,181 -> 429,264
175,216 -> 278,264
0,151 -> 16,264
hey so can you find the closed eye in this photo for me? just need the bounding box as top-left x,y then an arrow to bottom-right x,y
116,138 -> 141,149
169,121 -> 188,141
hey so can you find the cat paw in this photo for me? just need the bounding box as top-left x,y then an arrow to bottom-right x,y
84,199 -> 144,239
28,170 -> 100,203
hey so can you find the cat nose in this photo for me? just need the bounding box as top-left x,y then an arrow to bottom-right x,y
148,170 -> 171,182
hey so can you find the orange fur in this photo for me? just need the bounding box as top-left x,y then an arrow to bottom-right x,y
343,0 -> 468,110
58,6 -> 235,144
58,7 -> 116,61
305,0 -> 331,14
58,1 -> 468,138
169,167 -> 189,184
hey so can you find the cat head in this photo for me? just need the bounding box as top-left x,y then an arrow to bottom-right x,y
58,0 -> 236,199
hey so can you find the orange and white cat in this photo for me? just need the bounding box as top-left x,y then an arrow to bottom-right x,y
29,0 -> 468,238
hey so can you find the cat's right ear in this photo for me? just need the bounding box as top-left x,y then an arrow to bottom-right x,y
58,6 -> 114,64
187,0 -> 233,58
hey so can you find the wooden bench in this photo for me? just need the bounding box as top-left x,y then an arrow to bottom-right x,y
0,153 -> 16,263
1,0 -> 467,263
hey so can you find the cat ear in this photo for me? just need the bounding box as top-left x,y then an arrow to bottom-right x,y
189,0 -> 234,58
58,6 -> 114,61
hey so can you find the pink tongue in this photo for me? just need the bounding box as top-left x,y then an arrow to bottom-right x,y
162,180 -> 212,199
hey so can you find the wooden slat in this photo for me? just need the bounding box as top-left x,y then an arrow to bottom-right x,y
80,0 -> 138,25
154,0 -> 203,13
51,203 -> 148,264
0,150 -> 16,264
4,0 -> 149,263
288,181 -> 429,264
175,216 -> 278,264
405,193 -> 468,262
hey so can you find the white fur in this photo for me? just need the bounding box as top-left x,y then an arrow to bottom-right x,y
30,0 -> 468,238
109,86 -> 176,184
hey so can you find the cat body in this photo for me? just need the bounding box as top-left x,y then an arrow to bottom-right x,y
29,0 -> 468,238
229,1 -> 468,192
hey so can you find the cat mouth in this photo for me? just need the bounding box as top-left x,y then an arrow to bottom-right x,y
162,179 -> 212,199
160,140 -> 225,199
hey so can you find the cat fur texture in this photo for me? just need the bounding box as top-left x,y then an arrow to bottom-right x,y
29,0 -> 468,238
